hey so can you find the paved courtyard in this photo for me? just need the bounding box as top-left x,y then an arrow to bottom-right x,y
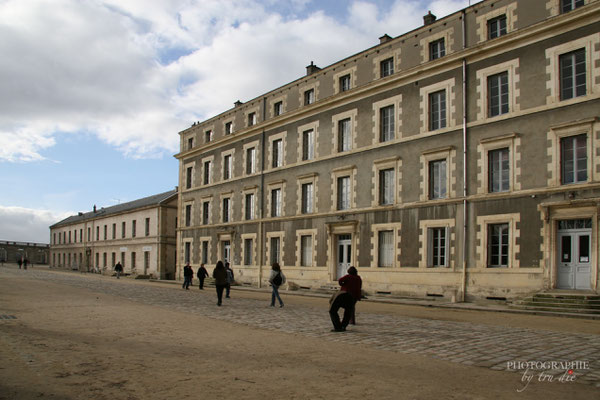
2,266 -> 599,390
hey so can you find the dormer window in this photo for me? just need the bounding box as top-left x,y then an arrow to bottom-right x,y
248,112 -> 256,126
304,89 -> 315,105
225,122 -> 233,135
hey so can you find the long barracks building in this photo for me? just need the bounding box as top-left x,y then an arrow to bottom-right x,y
175,0 -> 600,301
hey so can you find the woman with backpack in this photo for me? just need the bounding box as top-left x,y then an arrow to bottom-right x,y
212,260 -> 228,306
268,262 -> 286,308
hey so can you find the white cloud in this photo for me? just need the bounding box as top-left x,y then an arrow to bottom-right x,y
0,206 -> 72,243
0,0 -> 474,163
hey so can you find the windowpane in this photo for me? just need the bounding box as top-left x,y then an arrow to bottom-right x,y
337,176 -> 350,210
561,134 -> 587,184
304,89 -> 314,105
488,223 -> 509,267
271,237 -> 280,264
488,15 -> 507,39
429,90 -> 446,130
245,193 -> 254,220
380,105 -> 395,142
301,235 -> 313,267
338,118 -> 351,152
340,74 -> 351,92
274,101 -> 283,116
272,139 -> 282,168
429,227 -> 447,267
489,148 -> 510,192
222,198 -> 230,222
562,0 -> 584,12
301,183 -> 314,214
379,168 -> 395,205
380,58 -> 394,77
201,241 -> 208,264
244,239 -> 253,266
186,167 -> 193,189
429,159 -> 447,199
488,72 -> 509,117
246,147 -> 256,175
302,129 -> 314,161
271,189 -> 281,217
429,39 -> 445,60
202,202 -> 210,224
560,49 -> 586,100
223,155 -> 231,180
378,230 -> 394,267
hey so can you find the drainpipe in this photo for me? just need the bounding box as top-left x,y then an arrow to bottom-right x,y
461,9 -> 468,302
258,97 -> 267,288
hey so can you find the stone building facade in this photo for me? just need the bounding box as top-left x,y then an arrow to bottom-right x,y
175,0 -> 600,300
0,240 -> 49,264
50,190 -> 178,279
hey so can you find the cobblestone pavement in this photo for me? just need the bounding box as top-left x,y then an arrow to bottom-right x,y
3,267 -> 600,388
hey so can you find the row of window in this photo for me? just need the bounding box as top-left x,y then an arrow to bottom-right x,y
185,0 -> 588,151
183,220 -> 511,269
184,129 -> 591,227
52,251 -> 150,270
53,218 -> 152,245
184,42 -> 593,190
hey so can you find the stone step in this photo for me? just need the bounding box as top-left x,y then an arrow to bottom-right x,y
516,300 -> 600,309
532,293 -> 600,301
509,305 -> 600,314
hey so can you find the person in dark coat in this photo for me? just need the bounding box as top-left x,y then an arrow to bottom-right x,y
114,262 -> 123,279
338,266 -> 362,325
197,263 -> 209,290
268,262 -> 286,307
17,259 -> 22,269
182,263 -> 193,290
212,261 -> 228,306
225,262 -> 234,298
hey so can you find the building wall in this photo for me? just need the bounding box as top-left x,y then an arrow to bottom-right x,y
176,0 -> 600,300
0,241 -> 49,264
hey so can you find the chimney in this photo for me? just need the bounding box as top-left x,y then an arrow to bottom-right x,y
306,61 -> 321,76
234,100 -> 243,107
423,11 -> 437,25
93,205 -> 96,213
379,34 -> 392,44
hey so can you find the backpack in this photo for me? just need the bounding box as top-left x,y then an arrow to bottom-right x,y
273,272 -> 282,286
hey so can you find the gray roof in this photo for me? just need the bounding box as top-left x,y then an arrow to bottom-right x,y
50,189 -> 177,228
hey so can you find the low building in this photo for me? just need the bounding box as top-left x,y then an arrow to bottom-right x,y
175,0 -> 600,300
0,240 -> 49,264
49,190 -> 178,279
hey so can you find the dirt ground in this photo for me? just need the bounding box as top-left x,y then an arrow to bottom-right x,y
0,267 -> 599,399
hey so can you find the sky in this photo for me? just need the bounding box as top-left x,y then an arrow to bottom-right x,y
0,0 -> 477,243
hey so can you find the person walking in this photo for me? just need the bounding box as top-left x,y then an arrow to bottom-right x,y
17,258 -> 22,269
212,261 -> 228,306
338,266 -> 362,325
197,263 -> 209,290
182,263 -> 193,290
268,262 -> 286,308
114,262 -> 123,279
225,262 -> 234,298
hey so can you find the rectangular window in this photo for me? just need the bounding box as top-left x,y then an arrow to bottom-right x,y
202,241 -> 208,265
339,74 -> 351,92
187,137 -> 194,150
380,105 -> 395,142
186,166 -> 193,189
271,189 -> 282,217
111,252 -> 115,268
103,252 -> 107,268
225,122 -> 232,135
561,134 -> 587,184
272,139 -> 283,168
79,229 -> 82,242
112,223 -> 116,239
244,239 -> 253,266
223,154 -> 232,180
380,57 -> 394,77
185,204 -> 192,227
338,118 -> 351,152
301,182 -> 314,214
562,0 -> 584,13
87,227 -> 90,241
429,90 -> 446,131
378,230 -> 394,267
205,130 -> 212,143
300,235 -> 313,267
97,226 -> 100,241
248,112 -> 256,126
203,161 -> 211,185
144,251 -> 149,271
68,231 -> 71,243
270,237 -> 280,264
488,72 -> 509,117
132,220 -> 136,238
202,201 -> 210,224
145,218 -> 150,236
429,38 -> 445,60
302,129 -> 314,161
429,159 -> 447,199
246,147 -> 256,175
120,252 -> 125,267
428,227 -> 447,267
184,242 -> 191,264
131,252 -> 136,271
337,176 -> 350,210
489,148 -> 510,192
245,193 -> 255,220
379,168 -> 395,205
304,89 -> 314,105
488,15 -> 507,39
560,49 -> 586,100
121,221 -> 126,238
274,101 -> 283,116
488,223 -> 509,267
222,198 -> 230,223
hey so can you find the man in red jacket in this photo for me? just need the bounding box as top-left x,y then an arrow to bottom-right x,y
329,266 -> 362,332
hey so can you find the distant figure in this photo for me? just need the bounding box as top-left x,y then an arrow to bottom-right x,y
338,266 -> 362,325
182,263 -> 193,290
23,258 -> 29,270
268,262 -> 286,308
17,259 -> 22,269
114,262 -> 123,279
212,261 -> 228,306
197,263 -> 209,290
225,262 -> 234,298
